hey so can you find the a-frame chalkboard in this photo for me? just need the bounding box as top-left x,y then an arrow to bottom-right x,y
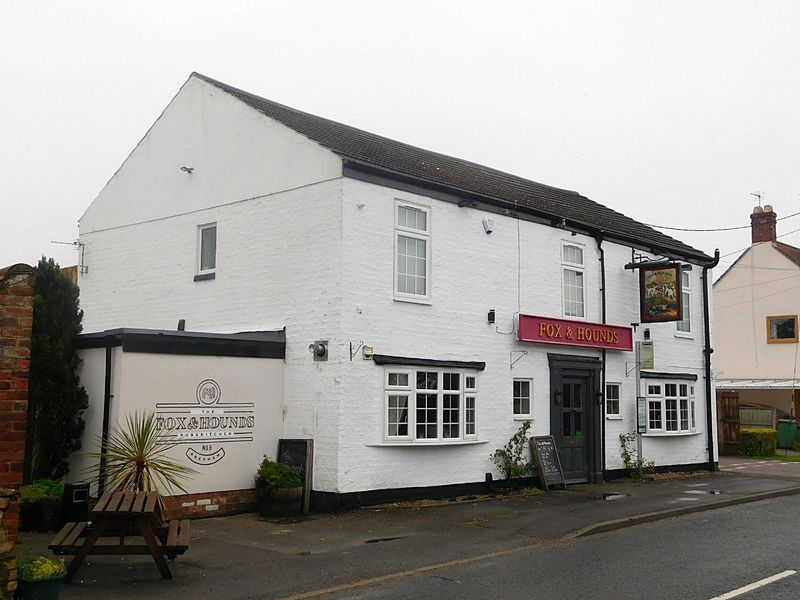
530,435 -> 566,491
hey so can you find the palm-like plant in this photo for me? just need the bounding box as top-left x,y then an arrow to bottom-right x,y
85,412 -> 196,495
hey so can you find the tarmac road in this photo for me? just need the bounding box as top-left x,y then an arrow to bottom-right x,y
325,494 -> 800,600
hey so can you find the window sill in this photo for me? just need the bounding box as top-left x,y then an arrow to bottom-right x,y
606,415 -> 623,420
513,416 -> 533,421
393,296 -> 432,306
641,431 -> 701,437
194,272 -> 216,282
674,332 -> 694,340
366,440 -> 488,447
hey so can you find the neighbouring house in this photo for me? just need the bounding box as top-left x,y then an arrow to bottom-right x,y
69,73 -> 718,512
714,205 -> 800,452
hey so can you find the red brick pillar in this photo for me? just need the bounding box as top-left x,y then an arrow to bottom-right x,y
0,263 -> 35,597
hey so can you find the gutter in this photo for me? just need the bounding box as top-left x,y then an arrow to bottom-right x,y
702,249 -> 721,471
594,232 -> 607,477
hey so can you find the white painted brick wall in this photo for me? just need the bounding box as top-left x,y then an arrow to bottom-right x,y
77,84 -> 713,495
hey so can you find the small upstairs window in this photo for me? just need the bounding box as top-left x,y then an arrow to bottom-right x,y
767,315 -> 798,344
676,270 -> 691,334
562,243 -> 585,318
196,223 -> 217,280
394,201 -> 431,301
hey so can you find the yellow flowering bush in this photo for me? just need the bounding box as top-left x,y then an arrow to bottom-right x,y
18,556 -> 66,580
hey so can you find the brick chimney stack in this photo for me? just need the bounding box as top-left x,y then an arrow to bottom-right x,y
751,204 -> 777,244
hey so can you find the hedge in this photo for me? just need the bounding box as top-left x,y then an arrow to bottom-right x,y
739,428 -> 778,457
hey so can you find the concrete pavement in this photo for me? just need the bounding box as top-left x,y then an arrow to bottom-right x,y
17,469 -> 800,599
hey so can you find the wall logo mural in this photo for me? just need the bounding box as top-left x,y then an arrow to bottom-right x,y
155,379 -> 255,466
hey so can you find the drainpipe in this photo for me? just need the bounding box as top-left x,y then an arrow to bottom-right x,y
702,249 -> 720,471
594,232 -> 607,477
98,337 -> 113,495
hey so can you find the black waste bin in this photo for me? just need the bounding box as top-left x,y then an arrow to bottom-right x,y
62,482 -> 90,524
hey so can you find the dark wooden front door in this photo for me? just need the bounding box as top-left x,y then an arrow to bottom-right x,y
556,377 -> 590,481
719,391 -> 740,456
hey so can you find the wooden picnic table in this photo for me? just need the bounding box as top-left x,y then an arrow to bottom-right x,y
50,489 -> 190,582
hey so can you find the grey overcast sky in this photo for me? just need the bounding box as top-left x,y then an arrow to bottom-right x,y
2,1 -> 799,274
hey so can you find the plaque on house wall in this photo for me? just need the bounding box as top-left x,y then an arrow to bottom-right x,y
530,435 -> 566,491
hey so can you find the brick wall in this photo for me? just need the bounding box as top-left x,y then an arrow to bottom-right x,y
0,263 -> 35,598
162,489 -> 256,519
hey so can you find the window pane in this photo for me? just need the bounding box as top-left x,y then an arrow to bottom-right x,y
680,399 -> 689,430
563,269 -> 584,317
770,317 -> 797,340
443,394 -> 459,438
388,373 -> 408,387
666,399 -> 678,431
679,384 -> 688,396
648,385 -> 661,395
665,384 -> 677,397
649,400 -> 662,429
682,271 -> 690,288
397,235 -> 427,296
417,371 -> 438,390
200,226 -> 217,271
443,373 -> 460,391
465,396 -> 476,435
388,395 -> 409,437
677,289 -> 691,332
606,384 -> 620,416
398,205 -> 426,232
416,393 -> 437,438
513,380 -> 531,415
563,245 -> 583,265
465,376 -> 476,390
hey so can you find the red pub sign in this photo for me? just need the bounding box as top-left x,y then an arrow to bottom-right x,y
518,314 -> 633,351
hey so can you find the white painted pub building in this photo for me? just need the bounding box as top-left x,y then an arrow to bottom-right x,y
73,73 -> 718,510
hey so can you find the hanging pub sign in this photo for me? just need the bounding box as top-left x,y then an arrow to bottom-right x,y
639,263 -> 682,323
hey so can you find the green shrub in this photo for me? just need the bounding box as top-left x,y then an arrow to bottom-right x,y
20,480 -> 63,532
490,421 -> 533,487
18,556 -> 66,581
740,428 -> 778,457
257,457 -> 303,489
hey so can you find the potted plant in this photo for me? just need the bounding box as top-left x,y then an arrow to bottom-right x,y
17,556 -> 66,600
84,411 -> 197,497
20,480 -> 64,532
255,456 -> 303,518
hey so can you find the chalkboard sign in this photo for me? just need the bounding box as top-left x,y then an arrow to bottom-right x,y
277,438 -> 314,514
530,435 -> 566,491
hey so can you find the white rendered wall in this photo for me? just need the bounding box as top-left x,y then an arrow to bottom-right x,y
80,75 -> 342,234
71,349 -> 283,495
334,178 -> 712,492
79,174 -> 347,492
713,243 -> 800,380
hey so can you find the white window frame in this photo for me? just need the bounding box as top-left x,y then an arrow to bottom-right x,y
513,379 -> 533,419
644,380 -> 697,435
676,269 -> 691,335
393,200 -> 431,303
561,242 -> 585,319
383,368 -> 478,443
605,382 -> 621,419
197,222 -> 217,275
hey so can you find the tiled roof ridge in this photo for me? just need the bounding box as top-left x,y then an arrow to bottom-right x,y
191,72 -> 710,262
774,241 -> 800,268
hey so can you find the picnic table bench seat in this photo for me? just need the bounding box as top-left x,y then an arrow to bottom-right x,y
49,490 -> 192,581
49,519 -> 191,559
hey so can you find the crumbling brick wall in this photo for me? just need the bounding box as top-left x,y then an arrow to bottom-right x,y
0,263 -> 35,597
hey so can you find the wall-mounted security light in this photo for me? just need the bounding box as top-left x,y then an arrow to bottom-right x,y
482,218 -> 494,234
309,340 -> 328,361
362,345 -> 374,359
487,309 -> 496,324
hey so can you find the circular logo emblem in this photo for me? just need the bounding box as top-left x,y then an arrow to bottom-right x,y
196,379 -> 221,405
